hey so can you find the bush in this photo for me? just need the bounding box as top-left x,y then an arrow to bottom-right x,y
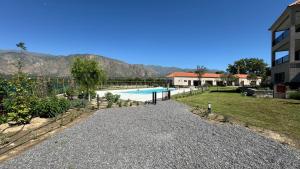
70,99 -> 87,108
107,101 -> 113,108
65,88 -> 76,100
289,92 -> 300,100
3,74 -> 35,124
105,92 -> 120,103
31,97 -> 70,118
0,114 -> 8,124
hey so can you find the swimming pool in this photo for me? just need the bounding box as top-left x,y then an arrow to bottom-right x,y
122,87 -> 175,94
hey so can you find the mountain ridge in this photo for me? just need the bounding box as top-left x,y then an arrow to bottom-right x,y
0,50 -> 219,78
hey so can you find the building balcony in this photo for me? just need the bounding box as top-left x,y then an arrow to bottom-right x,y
272,30 -> 289,46
272,55 -> 289,67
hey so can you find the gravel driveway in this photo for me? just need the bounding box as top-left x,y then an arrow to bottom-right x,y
1,100 -> 300,169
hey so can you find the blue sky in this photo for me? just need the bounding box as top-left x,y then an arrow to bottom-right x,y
0,0 -> 294,70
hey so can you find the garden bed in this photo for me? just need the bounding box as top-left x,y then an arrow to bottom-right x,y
0,107 -> 93,162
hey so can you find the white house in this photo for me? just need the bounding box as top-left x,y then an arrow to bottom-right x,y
166,72 -> 262,87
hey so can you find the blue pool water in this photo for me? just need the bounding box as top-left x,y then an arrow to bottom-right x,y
122,88 -> 175,94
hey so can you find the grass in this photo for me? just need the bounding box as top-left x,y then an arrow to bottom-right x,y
175,89 -> 300,145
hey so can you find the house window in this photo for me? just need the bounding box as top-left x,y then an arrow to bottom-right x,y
296,50 -> 300,60
275,72 -> 285,83
184,80 -> 187,82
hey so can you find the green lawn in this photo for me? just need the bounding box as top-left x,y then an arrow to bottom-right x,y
175,90 -> 300,145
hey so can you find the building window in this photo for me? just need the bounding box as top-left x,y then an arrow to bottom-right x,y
296,50 -> 300,60
184,80 -> 187,82
275,72 -> 285,83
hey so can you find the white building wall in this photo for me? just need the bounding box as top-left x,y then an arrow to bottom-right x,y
172,77 -> 223,86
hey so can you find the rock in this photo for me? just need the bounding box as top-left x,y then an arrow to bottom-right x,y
215,115 -> 226,122
208,113 -> 218,120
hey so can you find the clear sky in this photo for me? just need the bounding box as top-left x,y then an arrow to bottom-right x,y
0,0 -> 295,70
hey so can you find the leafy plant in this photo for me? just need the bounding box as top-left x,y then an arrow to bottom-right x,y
65,88 -> 76,100
105,92 -> 120,103
71,57 -> 106,101
70,99 -> 87,108
107,101 -> 113,108
3,74 -> 35,124
289,92 -> 300,100
31,97 -> 70,118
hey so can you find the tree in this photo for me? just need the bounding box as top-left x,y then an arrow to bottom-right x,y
227,58 -> 267,76
16,42 -> 27,73
195,65 -> 207,87
220,74 -> 238,86
71,57 -> 106,101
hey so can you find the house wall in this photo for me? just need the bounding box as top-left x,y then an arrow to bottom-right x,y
171,76 -> 262,86
237,78 -> 262,86
172,77 -> 223,86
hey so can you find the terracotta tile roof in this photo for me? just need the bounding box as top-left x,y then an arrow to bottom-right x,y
234,74 -> 262,79
234,74 -> 248,78
289,0 -> 300,6
166,72 -> 261,79
166,72 -> 222,78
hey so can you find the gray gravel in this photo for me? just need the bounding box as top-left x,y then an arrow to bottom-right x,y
1,100 -> 300,169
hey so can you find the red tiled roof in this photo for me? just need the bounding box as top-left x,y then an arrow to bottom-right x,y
166,72 -> 222,78
289,0 -> 300,7
234,74 -> 248,78
166,72 -> 261,79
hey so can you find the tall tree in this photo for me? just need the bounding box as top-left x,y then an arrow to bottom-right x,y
71,57 -> 106,101
16,42 -> 27,73
220,73 -> 238,86
227,58 -> 267,76
195,65 -> 207,87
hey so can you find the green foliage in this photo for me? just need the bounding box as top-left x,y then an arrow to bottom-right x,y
65,88 -> 76,100
220,74 -> 238,86
3,73 -> 35,124
227,58 -> 267,76
0,114 -> 8,124
31,97 -> 70,118
70,99 -> 87,108
107,101 -> 113,108
289,92 -> 300,100
105,92 -> 120,103
118,101 -> 122,107
71,57 -> 106,101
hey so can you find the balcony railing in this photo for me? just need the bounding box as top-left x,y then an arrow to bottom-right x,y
272,30 -> 289,46
272,55 -> 289,66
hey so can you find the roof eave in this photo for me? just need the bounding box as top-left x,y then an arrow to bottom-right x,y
269,7 -> 289,31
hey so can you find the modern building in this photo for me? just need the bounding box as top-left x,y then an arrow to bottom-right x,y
269,0 -> 300,87
166,72 -> 261,87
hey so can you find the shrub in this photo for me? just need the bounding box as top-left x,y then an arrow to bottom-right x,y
0,114 -> 8,124
289,92 -> 300,100
3,74 -> 35,124
70,99 -> 87,108
107,101 -> 113,108
118,101 -> 122,107
65,88 -> 76,100
105,92 -> 120,103
31,97 -> 70,118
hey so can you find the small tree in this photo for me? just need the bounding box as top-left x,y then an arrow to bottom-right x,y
71,57 -> 106,101
16,42 -> 27,73
195,65 -> 207,87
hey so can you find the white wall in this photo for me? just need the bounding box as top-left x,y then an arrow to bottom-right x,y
171,77 -> 262,86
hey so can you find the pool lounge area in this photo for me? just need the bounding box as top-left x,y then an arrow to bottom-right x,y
96,87 -> 192,102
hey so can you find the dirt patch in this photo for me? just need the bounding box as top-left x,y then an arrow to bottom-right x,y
0,109 -> 95,162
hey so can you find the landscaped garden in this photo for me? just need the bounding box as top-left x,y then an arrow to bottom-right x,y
174,87 -> 300,147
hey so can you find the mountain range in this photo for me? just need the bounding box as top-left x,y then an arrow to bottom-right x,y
0,50 -> 218,78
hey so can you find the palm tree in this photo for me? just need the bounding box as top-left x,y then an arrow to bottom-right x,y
16,42 -> 27,73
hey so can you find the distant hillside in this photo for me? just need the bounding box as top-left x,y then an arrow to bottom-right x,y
0,50 -> 220,78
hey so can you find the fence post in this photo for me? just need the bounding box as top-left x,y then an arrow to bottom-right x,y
97,94 -> 100,109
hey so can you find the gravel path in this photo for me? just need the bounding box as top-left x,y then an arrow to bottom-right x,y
1,100 -> 300,169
